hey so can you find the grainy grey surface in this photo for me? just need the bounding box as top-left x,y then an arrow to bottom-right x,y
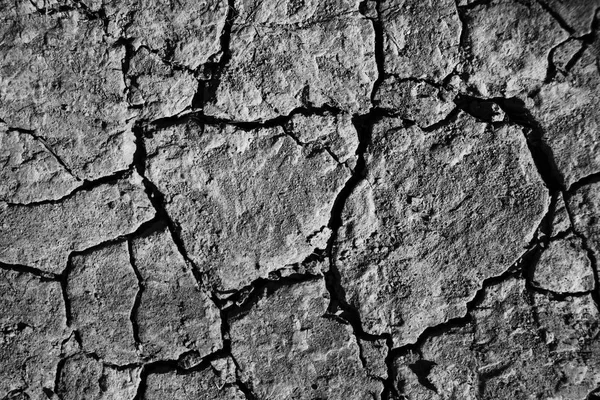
0,0 -> 599,399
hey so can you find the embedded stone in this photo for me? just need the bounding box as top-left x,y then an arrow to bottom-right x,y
0,172 -> 155,274
229,279 -> 384,399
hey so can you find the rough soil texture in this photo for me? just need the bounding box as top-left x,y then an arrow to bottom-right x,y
0,0 -> 599,399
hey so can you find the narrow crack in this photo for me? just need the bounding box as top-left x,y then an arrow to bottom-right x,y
6,2 -> 597,398
221,276 -> 323,320
279,123 -> 347,167
421,106 -> 461,132
520,195 -> 595,298
388,247 -> 537,356
214,251 -> 325,310
535,0 -> 576,36
132,349 -> 251,400
196,0 -> 237,110
544,37 -> 581,83
3,167 -> 134,207
523,244 -> 594,299
221,276 -> 323,400
319,110 -> 403,400
131,122 -> 207,289
60,254 -> 76,328
126,239 -> 145,352
323,111 -> 370,324
563,202 -> 600,313
0,261 -> 59,281
4,126 -> 81,183
149,103 -> 342,132
52,215 -> 169,332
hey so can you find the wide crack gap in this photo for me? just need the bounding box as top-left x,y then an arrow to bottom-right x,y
367,0 -> 385,105
453,0 -> 474,85
567,171 -> 600,193
456,0 -> 492,10
26,0 -> 104,23
455,94 -> 564,192
407,359 -> 438,394
589,388 -> 600,400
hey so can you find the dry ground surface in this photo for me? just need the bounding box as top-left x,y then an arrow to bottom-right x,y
1,0 -> 600,399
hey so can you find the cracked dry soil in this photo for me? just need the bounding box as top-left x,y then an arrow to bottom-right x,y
1,0 -> 600,399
